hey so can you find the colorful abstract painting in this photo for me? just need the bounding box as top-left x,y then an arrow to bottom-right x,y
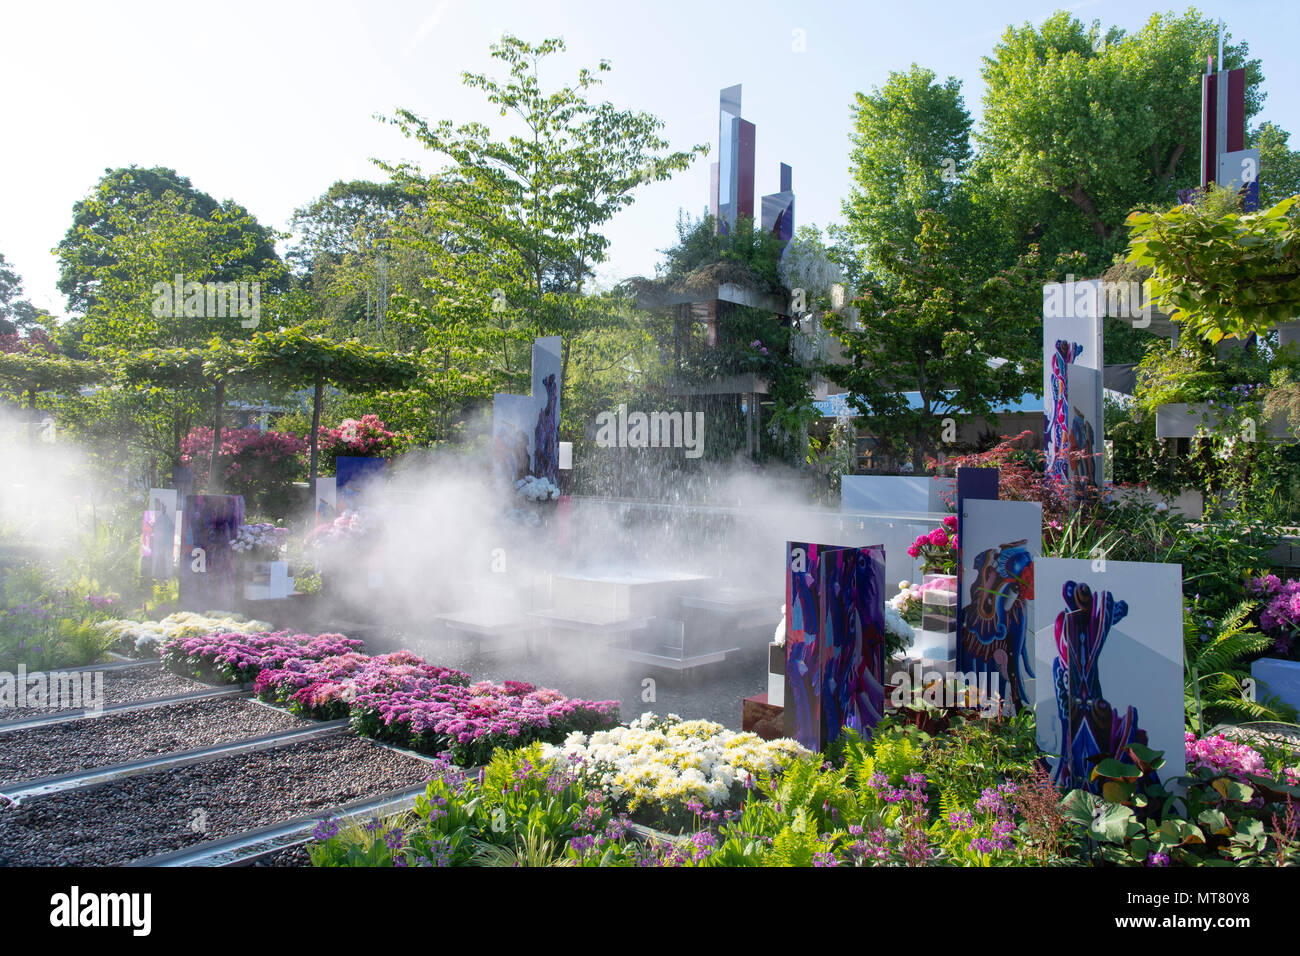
784,541 -> 886,750
178,494 -> 244,611
1045,340 -> 1083,485
532,372 -> 559,484
959,499 -> 1041,714
1033,559 -> 1185,791
1042,281 -> 1104,490
492,336 -> 562,489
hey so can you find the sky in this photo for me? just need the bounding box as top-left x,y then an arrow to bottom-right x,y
1,0 -> 1296,316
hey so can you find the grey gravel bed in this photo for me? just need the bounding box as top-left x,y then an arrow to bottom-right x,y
0,735 -> 435,866
248,844 -> 313,867
0,663 -> 208,724
0,698 -> 307,786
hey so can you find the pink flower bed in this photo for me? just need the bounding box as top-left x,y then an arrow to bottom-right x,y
163,629 -> 620,765
352,679 -> 620,766
255,650 -> 470,720
162,631 -> 363,684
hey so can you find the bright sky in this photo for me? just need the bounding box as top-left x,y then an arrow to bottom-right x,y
1,0 -> 1296,316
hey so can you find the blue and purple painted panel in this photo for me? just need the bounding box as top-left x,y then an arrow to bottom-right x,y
785,541 -> 886,750
492,335 -> 562,488
179,494 -> 244,611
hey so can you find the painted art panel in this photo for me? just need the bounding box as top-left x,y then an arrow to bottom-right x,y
1033,558 -> 1185,791
141,488 -> 178,580
1042,280 -> 1104,489
785,541 -> 886,750
336,456 -> 387,512
178,494 -> 244,612
958,499 -> 1041,713
492,335 -> 562,488
315,476 -> 336,526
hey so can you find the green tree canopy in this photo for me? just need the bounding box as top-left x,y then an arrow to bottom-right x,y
379,34 -> 707,386
977,10 -> 1262,267
843,65 -> 976,278
56,166 -> 283,316
62,173 -> 288,352
244,328 -> 424,485
0,351 -> 105,408
825,211 -> 1059,469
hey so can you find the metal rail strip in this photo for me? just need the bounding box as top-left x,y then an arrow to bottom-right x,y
0,720 -> 349,804
134,781 -> 434,867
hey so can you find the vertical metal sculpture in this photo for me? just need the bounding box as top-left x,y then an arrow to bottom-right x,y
710,85 -> 792,242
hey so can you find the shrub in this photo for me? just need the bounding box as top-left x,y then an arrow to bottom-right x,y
180,427 -> 307,514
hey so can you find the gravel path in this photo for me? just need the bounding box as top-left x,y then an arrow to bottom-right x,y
0,663 -> 209,724
0,736 -> 435,866
0,698 -> 306,785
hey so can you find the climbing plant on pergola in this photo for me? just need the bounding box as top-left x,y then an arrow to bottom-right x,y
0,352 -> 106,408
244,328 -> 424,489
116,339 -> 255,493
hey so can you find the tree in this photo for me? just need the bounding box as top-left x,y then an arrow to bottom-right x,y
0,253 -> 52,338
63,175 -> 287,352
1250,122 -> 1300,208
976,10 -> 1263,268
243,329 -> 423,488
286,179 -> 438,346
57,166 -> 283,315
843,65 -> 977,278
0,351 -> 105,409
116,340 -> 258,493
824,211 -> 1046,469
379,35 -> 707,389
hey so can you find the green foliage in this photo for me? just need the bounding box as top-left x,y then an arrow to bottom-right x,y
844,64 -> 975,277
1185,602 -> 1295,732
1062,758 -> 1300,866
1250,121 -> 1300,209
0,352 -> 106,407
1127,194 -> 1300,342
979,11 -> 1261,270
56,165 -> 283,317
825,211 -> 1050,468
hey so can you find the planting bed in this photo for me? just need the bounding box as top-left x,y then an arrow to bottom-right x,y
0,663 -> 208,724
0,735 -> 434,866
0,697 -> 306,786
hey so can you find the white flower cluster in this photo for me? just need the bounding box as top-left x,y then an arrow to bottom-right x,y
514,475 -> 559,502
231,522 -> 289,555
889,579 -> 923,615
541,712 -> 808,814
884,603 -> 914,644
99,612 -> 272,657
